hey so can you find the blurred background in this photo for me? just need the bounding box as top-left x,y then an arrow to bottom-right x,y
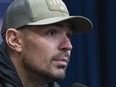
0,0 -> 116,87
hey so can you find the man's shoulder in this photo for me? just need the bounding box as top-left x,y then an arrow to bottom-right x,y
0,82 -> 14,87
0,83 -> 2,87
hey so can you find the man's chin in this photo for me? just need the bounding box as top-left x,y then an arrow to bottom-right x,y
51,72 -> 66,81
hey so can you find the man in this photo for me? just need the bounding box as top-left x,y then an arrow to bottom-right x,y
0,0 -> 92,87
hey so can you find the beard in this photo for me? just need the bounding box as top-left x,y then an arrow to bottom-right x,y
20,51 -> 70,83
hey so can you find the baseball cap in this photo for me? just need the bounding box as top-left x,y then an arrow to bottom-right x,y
1,0 -> 93,38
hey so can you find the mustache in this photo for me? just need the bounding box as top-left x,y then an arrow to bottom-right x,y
52,52 -> 70,62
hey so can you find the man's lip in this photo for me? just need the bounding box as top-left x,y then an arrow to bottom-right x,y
54,58 -> 69,66
53,57 -> 69,63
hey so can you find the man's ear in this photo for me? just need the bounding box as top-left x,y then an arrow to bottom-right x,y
5,28 -> 22,52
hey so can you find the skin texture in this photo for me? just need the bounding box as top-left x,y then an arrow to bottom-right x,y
6,21 -> 73,87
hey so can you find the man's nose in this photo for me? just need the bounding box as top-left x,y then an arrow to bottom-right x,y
58,36 -> 73,51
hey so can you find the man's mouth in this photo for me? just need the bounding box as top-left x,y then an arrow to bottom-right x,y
53,57 -> 69,67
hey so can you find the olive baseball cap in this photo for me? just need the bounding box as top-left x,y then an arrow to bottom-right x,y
1,0 -> 93,38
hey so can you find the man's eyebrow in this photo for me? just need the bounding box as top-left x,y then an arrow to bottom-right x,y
51,22 -> 73,32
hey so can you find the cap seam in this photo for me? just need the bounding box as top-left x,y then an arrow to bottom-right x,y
25,0 -> 34,22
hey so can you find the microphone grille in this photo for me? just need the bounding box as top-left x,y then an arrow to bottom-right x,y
72,83 -> 88,87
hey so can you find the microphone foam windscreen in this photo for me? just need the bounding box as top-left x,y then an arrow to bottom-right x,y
72,83 -> 88,87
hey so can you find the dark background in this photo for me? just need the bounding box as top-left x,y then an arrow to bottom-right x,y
0,0 -> 116,87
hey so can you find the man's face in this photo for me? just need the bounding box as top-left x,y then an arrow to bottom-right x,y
19,22 -> 73,82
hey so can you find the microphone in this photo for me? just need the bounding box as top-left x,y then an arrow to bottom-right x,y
72,83 -> 88,87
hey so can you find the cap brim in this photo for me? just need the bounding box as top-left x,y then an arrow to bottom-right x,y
27,16 -> 93,33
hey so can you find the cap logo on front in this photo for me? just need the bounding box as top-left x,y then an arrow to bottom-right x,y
46,0 -> 68,13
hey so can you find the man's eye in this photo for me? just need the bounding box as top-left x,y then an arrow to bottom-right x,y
47,30 -> 57,36
66,33 -> 72,39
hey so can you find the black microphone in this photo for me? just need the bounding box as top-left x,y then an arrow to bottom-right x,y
72,83 -> 88,87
